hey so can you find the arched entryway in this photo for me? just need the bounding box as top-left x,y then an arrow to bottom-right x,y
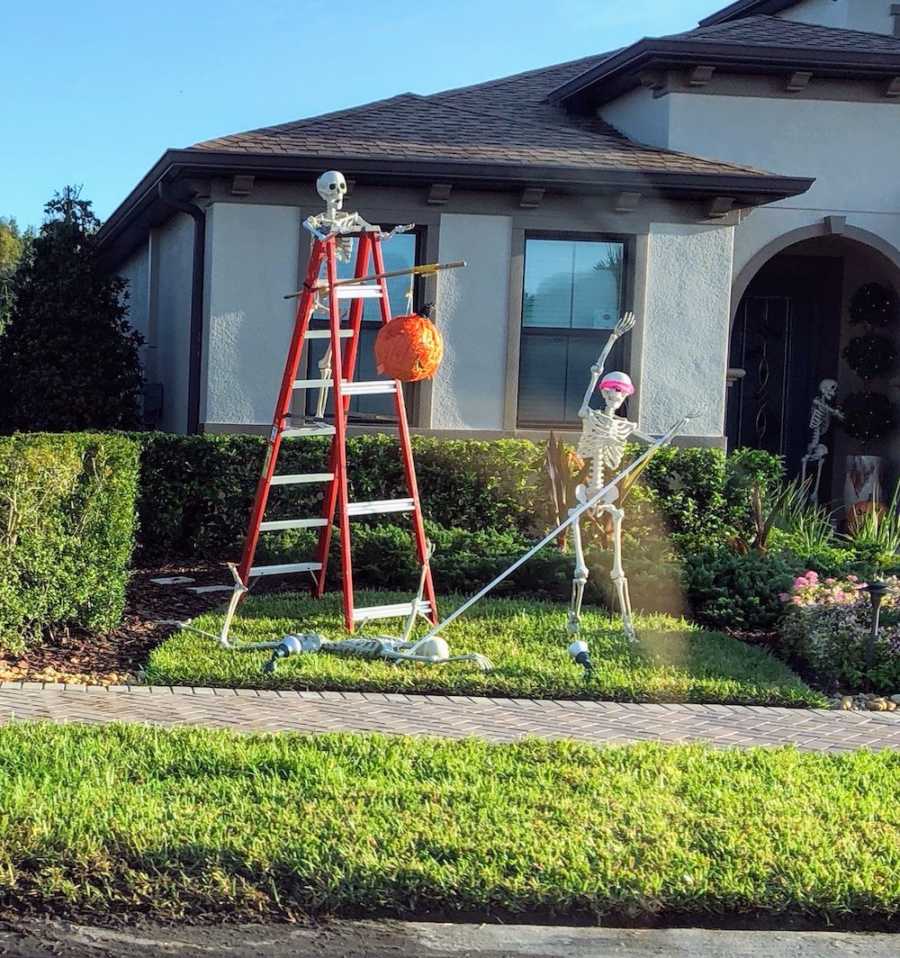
726,228 -> 900,503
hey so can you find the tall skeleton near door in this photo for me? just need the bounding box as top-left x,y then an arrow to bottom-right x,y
568,313 -> 652,642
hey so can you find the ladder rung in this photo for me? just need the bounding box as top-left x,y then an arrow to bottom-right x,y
293,378 -> 333,390
249,562 -> 322,577
353,600 -> 432,623
305,329 -> 354,340
346,498 -> 415,517
343,380 -> 398,397
335,285 -> 383,300
259,518 -> 328,531
283,424 -> 336,438
271,473 -> 334,486
292,379 -> 397,397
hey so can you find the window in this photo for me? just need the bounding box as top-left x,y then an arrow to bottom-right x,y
517,235 -> 629,427
301,230 -> 422,422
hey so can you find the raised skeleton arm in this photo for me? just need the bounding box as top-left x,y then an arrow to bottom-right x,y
578,312 -> 636,418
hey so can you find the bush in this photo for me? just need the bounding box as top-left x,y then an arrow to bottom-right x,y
780,572 -> 900,693
134,433 -> 783,560
682,547 -> 799,632
0,433 -> 139,651
136,433 -> 542,557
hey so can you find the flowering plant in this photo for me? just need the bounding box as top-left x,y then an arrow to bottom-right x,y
780,571 -> 900,692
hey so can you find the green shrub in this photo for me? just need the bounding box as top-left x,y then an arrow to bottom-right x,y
780,577 -> 900,693
682,547 -> 799,632
134,433 -> 783,561
135,433 -> 543,558
0,433 -> 139,651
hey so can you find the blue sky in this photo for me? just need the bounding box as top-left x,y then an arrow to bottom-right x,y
2,0 -> 717,229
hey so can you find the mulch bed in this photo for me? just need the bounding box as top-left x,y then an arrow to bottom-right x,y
0,562 -> 237,686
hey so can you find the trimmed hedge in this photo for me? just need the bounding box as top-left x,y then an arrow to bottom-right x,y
0,433 -> 139,651
134,433 -> 782,560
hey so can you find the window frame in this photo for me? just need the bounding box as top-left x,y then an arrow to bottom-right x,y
516,230 -> 635,430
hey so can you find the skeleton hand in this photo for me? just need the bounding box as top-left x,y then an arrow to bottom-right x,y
612,312 -> 636,339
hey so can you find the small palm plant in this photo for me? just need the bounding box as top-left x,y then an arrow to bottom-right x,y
844,482 -> 900,564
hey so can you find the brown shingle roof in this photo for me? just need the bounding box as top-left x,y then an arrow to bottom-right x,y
668,14 -> 900,54
190,67 -> 771,179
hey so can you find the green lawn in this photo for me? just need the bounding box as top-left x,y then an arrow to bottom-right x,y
146,591 -> 825,706
0,724 -> 895,923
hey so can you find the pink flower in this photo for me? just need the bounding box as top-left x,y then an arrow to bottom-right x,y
793,577 -> 809,590
779,593 -> 791,602
825,578 -> 836,586
806,571 -> 819,582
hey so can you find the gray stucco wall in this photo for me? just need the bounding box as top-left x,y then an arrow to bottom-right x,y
156,212 -> 194,434
598,87 -> 670,150
662,92 -> 900,289
639,223 -> 735,438
780,0 -> 896,34
118,242 -> 151,372
432,213 -> 512,431
202,202 -> 301,426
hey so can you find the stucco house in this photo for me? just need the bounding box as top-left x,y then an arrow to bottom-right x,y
100,0 -> 900,495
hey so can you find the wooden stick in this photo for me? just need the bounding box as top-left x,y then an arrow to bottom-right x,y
284,261 -> 466,300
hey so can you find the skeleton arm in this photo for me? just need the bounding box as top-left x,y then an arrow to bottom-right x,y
578,312 -> 636,418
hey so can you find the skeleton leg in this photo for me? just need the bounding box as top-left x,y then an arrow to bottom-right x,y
812,455 -> 825,505
315,345 -> 332,419
567,508 -> 590,636
602,503 -> 635,642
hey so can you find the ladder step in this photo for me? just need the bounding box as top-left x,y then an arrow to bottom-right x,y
292,378 -> 333,390
271,473 -> 334,486
353,600 -> 432,623
346,498 -> 415,517
335,285 -> 383,300
283,423 -> 336,438
292,379 -> 397,396
259,518 -> 328,531
305,329 -> 354,340
249,562 -> 323,577
343,380 -> 398,397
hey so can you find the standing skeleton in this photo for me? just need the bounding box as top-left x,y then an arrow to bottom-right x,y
800,379 -> 844,504
568,312 -> 652,642
304,170 -> 413,418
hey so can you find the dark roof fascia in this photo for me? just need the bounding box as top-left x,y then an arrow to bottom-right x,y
98,148 -> 813,264
548,38 -> 900,109
699,1 -> 799,27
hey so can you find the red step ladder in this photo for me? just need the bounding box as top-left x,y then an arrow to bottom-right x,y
228,229 -> 437,635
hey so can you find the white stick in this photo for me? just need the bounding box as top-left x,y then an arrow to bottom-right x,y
419,414 -> 693,643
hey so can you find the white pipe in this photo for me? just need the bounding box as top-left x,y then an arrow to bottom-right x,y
419,414 -> 694,643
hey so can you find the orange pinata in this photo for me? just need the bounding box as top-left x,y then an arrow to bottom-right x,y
375,313 -> 444,382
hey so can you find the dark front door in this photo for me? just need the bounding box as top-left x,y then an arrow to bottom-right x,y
726,255 -> 843,491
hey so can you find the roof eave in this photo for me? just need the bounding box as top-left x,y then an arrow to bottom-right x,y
548,39 -> 900,108
699,1 -> 800,27
97,148 -> 813,263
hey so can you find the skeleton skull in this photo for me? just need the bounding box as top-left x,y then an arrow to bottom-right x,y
819,378 -> 838,401
599,371 -> 634,414
316,170 -> 347,210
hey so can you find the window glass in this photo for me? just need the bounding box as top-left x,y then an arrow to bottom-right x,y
518,237 -> 627,427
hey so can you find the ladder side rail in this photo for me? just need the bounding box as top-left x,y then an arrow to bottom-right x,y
314,234 -> 372,597
237,239 -> 326,585
370,236 -> 439,624
324,239 -> 357,631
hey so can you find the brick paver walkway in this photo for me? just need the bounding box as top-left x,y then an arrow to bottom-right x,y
1,682 -> 899,750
